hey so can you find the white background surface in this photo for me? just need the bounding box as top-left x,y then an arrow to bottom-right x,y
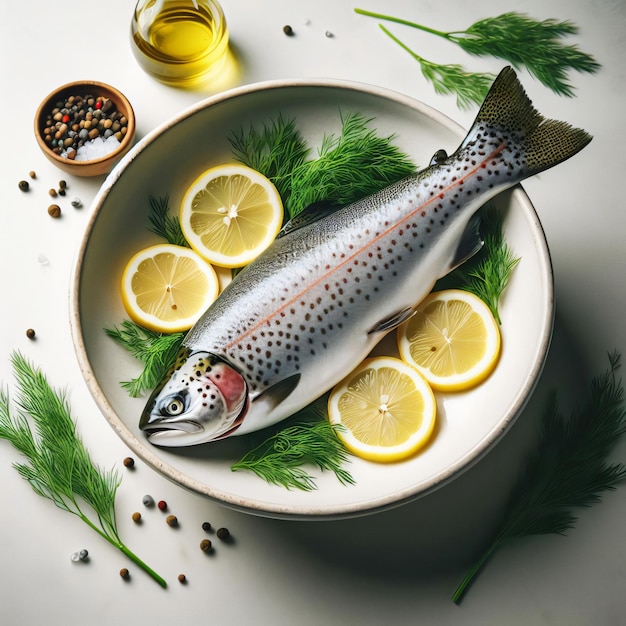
1,1 -> 625,624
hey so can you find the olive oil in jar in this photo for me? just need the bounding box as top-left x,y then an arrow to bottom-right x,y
131,0 -> 229,87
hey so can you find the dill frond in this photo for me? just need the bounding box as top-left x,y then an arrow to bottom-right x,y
232,403 -> 355,491
105,321 -> 184,397
379,25 -> 494,109
0,353 -> 167,587
286,112 -> 416,216
229,115 -> 310,205
437,204 -> 519,324
146,195 -> 188,247
355,9 -> 601,101
452,351 -> 626,604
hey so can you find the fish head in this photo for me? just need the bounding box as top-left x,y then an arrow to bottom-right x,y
139,349 -> 248,447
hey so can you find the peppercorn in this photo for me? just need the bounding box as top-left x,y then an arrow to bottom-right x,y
142,494 -> 155,507
200,539 -> 212,552
49,188 -> 57,197
18,180 -> 29,192
166,514 -> 178,527
157,500 -> 167,511
120,568 -> 130,580
216,527 -> 230,541
131,511 -> 142,523
123,456 -> 135,468
48,204 -> 61,218
201,521 -> 212,533
178,574 -> 187,584
58,180 -> 67,189
58,188 -> 66,196
283,24 -> 294,36
29,171 -> 37,179
71,197 -> 83,208
26,328 -> 36,339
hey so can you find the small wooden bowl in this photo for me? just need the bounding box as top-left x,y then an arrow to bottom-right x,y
34,80 -> 136,177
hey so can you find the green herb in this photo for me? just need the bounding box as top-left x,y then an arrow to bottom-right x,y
229,114 -> 310,207
379,25 -> 495,109
146,194 -> 188,247
231,112 -> 416,219
452,351 -> 626,604
355,9 -> 601,101
0,352 -> 167,588
105,320 -> 184,397
438,204 -> 520,324
232,403 -> 355,491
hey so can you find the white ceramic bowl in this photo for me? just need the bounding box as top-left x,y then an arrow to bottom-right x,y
70,79 -> 553,520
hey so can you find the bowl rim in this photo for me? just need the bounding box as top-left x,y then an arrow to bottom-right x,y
69,77 -> 554,520
34,79 -> 136,167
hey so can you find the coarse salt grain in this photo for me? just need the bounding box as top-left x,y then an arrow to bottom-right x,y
72,136 -> 121,162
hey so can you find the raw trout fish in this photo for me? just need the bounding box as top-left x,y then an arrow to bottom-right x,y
140,67 -> 591,446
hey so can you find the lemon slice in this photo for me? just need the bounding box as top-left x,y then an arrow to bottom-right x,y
397,289 -> 501,392
328,356 -> 437,463
180,163 -> 284,268
121,243 -> 219,333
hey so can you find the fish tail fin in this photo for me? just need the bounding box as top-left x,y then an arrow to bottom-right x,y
463,66 -> 592,177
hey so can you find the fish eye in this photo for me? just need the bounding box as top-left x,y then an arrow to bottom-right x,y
160,393 -> 187,417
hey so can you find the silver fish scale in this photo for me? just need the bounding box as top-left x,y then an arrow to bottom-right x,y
184,126 -> 515,402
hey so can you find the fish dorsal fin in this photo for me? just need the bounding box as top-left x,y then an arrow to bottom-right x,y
367,307 -> 415,335
429,149 -> 448,166
251,373 -> 301,410
441,211 -> 484,277
276,201 -> 338,238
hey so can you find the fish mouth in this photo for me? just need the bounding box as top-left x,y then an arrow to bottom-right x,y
142,420 -> 206,447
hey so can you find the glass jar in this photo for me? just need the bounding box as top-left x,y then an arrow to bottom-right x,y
130,0 -> 229,88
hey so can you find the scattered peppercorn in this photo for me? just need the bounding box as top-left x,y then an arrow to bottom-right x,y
58,188 -> 66,196
120,568 -> 130,580
216,527 -> 231,541
26,328 -> 36,340
48,204 -> 61,218
131,511 -> 142,523
142,494 -> 155,507
18,180 -> 30,192
48,188 -> 57,197
201,521 -> 212,533
178,574 -> 187,584
325,30 -> 334,38
70,549 -> 89,562
58,180 -> 67,189
123,456 -> 135,468
29,171 -> 37,179
200,539 -> 212,552
166,514 -> 178,527
71,197 -> 83,208
283,24 -> 294,36
157,500 -> 167,511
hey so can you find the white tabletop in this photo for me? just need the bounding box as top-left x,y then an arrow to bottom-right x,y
1,1 -> 625,624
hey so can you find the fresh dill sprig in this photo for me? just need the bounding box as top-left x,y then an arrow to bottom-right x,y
439,204 -> 520,324
286,112 -> 416,217
105,321 -> 184,397
229,115 -> 310,206
379,25 -> 494,109
0,352 -> 167,588
231,112 -> 415,219
355,9 -> 601,101
452,351 -> 626,604
232,403 -> 355,491
146,194 -> 188,247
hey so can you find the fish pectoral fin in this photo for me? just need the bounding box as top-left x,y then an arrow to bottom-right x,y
251,373 -> 302,411
367,307 -> 416,335
276,201 -> 338,238
440,210 -> 484,277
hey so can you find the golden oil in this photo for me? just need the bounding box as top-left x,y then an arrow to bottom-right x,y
131,0 -> 229,88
